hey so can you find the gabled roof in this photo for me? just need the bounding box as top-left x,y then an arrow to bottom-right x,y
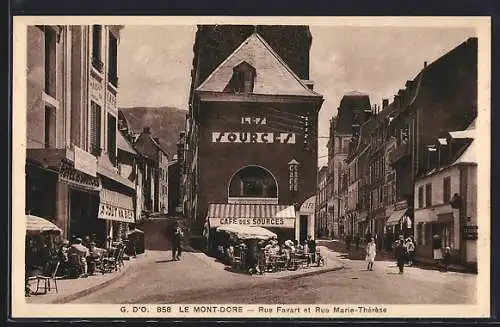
117,130 -> 137,155
196,33 -> 321,98
134,132 -> 168,162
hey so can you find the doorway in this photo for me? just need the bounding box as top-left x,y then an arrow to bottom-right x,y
69,189 -> 104,246
299,215 -> 308,243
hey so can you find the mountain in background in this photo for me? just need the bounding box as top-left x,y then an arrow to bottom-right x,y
120,106 -> 187,158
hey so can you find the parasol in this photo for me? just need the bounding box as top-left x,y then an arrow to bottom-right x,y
216,225 -> 277,240
26,214 -> 62,234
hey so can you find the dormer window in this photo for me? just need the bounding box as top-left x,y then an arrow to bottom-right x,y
225,61 -> 256,94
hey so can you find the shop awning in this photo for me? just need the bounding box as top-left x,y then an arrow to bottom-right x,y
386,209 -> 407,226
98,189 -> 136,223
207,203 -> 295,228
26,214 -> 62,234
216,225 -> 277,240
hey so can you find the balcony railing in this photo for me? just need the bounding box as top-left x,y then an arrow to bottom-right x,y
389,142 -> 410,164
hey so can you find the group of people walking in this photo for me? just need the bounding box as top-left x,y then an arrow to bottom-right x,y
363,236 -> 417,274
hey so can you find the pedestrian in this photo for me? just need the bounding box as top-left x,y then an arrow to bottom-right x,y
307,235 -> 316,264
171,221 -> 183,261
406,238 -> 415,266
432,234 -> 443,265
394,239 -> 406,274
365,237 -> 377,271
442,247 -> 451,272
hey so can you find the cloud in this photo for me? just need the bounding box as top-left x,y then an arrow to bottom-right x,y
116,24 -> 476,165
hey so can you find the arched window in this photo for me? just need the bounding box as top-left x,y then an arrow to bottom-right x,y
229,166 -> 277,198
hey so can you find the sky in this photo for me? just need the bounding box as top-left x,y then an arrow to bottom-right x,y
117,25 -> 475,167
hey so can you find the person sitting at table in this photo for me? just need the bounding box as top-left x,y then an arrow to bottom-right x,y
56,239 -> 70,277
303,240 -> 310,262
87,242 -> 101,275
69,238 -> 89,278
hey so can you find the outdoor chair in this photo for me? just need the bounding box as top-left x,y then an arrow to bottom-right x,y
116,245 -> 127,270
231,249 -> 244,271
35,260 -> 60,294
102,244 -> 124,272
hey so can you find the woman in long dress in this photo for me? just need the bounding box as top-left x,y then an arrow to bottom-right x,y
365,237 -> 377,271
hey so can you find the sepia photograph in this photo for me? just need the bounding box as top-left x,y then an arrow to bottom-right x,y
11,16 -> 490,319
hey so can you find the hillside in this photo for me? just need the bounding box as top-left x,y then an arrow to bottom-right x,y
120,106 -> 187,158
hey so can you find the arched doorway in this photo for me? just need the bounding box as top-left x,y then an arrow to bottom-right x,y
228,165 -> 278,203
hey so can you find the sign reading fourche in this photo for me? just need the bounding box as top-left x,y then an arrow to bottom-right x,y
211,115 -> 297,144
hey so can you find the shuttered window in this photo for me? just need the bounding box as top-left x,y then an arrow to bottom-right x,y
107,114 -> 116,165
90,101 -> 101,156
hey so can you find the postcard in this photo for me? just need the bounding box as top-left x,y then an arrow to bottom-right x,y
12,16 -> 490,319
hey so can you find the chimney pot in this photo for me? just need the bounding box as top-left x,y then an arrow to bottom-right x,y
424,61 -> 428,68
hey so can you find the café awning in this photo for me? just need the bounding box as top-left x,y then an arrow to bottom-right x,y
386,209 -> 407,226
207,203 -> 295,228
216,225 -> 277,240
26,214 -> 62,234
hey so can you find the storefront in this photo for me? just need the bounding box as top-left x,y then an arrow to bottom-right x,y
385,200 -> 410,239
98,187 -> 136,246
206,203 -> 296,252
296,195 -> 315,242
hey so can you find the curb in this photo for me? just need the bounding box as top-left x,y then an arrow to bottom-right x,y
51,262 -> 132,304
275,264 -> 345,280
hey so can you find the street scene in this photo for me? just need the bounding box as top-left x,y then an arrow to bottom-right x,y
21,22 -> 481,308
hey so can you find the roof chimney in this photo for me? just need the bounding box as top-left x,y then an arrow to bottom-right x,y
424,61 -> 428,68
382,99 -> 389,109
143,127 -> 151,134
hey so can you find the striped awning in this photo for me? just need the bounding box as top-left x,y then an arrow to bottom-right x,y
26,215 -> 62,234
207,203 -> 295,228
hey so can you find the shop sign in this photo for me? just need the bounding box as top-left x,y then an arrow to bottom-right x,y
209,217 -> 295,228
90,76 -> 104,104
462,225 -> 478,240
59,161 -> 101,191
300,196 -> 316,214
73,146 -> 97,177
98,203 -> 135,223
211,132 -> 296,144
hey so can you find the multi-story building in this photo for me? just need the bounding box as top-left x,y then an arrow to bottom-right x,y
386,37 -> 477,243
315,166 -> 328,237
134,127 -> 169,215
414,120 -> 476,267
326,92 -> 372,240
184,26 -> 323,251
26,25 -> 137,247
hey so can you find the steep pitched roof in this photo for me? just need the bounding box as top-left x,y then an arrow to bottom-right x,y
196,33 -> 321,98
117,130 -> 137,155
334,92 -> 372,135
134,132 -> 168,162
